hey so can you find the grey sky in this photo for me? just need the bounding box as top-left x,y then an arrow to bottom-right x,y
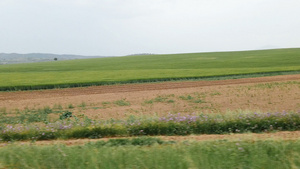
1,0 -> 300,56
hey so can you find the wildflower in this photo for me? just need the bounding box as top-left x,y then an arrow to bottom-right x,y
269,125 -> 273,130
238,147 -> 244,151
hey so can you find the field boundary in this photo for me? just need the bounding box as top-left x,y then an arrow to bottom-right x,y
1,70 -> 300,91
2,131 -> 300,147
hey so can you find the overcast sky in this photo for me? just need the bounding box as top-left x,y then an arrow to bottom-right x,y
1,0 -> 300,56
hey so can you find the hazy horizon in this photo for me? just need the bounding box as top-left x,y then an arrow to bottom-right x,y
1,47 -> 299,57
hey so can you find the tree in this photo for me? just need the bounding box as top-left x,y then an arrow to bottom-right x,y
54,58 -> 58,61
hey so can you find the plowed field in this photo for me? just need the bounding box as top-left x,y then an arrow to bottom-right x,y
1,74 -> 300,119
1,74 -> 300,144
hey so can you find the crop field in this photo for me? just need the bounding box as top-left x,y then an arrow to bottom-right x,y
0,48 -> 300,168
0,48 -> 300,91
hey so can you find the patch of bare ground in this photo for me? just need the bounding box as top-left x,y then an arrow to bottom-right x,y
0,74 -> 299,120
1,75 -> 300,146
1,131 -> 300,147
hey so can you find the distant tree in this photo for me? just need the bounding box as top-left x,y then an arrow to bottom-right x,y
54,58 -> 58,61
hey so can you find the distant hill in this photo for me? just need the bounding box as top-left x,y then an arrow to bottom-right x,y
1,48 -> 300,91
0,53 -> 108,64
127,53 -> 155,56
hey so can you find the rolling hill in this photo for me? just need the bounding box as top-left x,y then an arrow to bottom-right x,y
0,48 -> 299,91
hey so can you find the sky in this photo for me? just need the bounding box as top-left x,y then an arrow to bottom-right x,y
1,0 -> 300,56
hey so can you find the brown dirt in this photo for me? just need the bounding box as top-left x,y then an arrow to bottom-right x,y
0,74 -> 300,120
1,74 -> 300,146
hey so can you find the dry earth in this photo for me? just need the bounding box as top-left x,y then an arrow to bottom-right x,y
0,74 -> 299,120
0,74 -> 300,145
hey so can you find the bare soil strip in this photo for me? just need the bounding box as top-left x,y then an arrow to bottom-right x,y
1,74 -> 300,101
0,74 -> 300,119
1,75 -> 300,146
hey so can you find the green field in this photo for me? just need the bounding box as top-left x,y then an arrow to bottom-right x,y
0,48 -> 300,90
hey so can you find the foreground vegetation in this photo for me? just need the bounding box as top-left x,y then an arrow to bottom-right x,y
1,137 -> 299,169
1,109 -> 300,141
0,48 -> 300,91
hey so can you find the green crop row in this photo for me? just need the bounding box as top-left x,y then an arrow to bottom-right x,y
0,70 -> 299,91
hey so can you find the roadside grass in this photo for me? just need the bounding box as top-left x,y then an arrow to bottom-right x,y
1,48 -> 300,91
0,138 -> 300,169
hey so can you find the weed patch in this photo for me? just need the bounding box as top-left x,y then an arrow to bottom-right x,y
2,111 -> 300,141
179,95 -> 194,100
78,102 -> 86,108
114,99 -> 130,106
67,104 -> 75,109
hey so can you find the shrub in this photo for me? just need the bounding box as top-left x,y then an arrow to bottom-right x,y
59,111 -> 73,120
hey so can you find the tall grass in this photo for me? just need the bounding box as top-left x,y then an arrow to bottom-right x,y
1,48 -> 300,91
0,139 -> 299,169
1,111 -> 300,141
